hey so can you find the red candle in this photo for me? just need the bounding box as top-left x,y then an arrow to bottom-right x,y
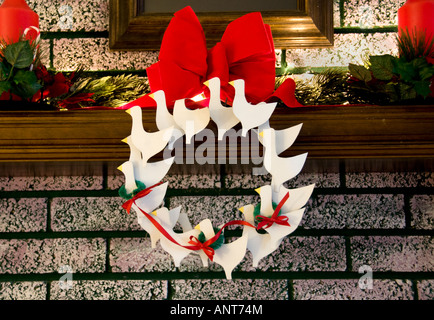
0,0 -> 39,44
398,0 -> 434,40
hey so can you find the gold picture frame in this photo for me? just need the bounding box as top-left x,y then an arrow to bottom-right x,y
109,0 -> 334,50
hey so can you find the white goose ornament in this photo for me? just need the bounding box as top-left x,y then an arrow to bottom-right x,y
204,77 -> 240,140
257,122 -> 303,156
117,161 -> 138,194
136,206 -> 181,248
239,204 -> 283,267
133,181 -> 168,214
173,98 -> 210,144
195,219 -> 248,280
158,225 -> 201,268
230,79 -> 276,137
254,185 -> 308,244
126,106 -> 174,165
150,90 -> 185,149
122,135 -> 175,188
260,128 -> 308,193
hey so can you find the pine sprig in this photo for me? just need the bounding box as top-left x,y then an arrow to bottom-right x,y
291,69 -> 363,105
70,74 -> 150,108
397,27 -> 434,62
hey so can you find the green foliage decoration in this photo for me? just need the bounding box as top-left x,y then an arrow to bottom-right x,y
118,180 -> 148,200
0,40 -> 42,99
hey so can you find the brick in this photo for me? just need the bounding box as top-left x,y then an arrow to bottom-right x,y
108,173 -> 221,190
27,0 -> 109,32
410,195 -> 434,230
275,49 -> 282,68
346,172 -> 434,188
51,197 -> 140,231
0,282 -> 47,300
0,175 -> 103,191
53,38 -> 158,71
167,195 -> 258,227
286,33 -> 398,68
107,175 -> 126,191
304,194 -> 405,229
177,252 -> 218,273
171,279 -> 288,300
351,236 -> 434,272
109,238 -> 174,272
224,172 -> 340,189
293,279 -> 414,300
167,173 -> 222,189
333,0 -> 341,27
50,280 -> 167,300
0,238 -> 106,274
39,39 -> 51,67
0,198 -> 47,232
343,0 -> 405,27
250,236 -> 347,272
417,280 -> 434,300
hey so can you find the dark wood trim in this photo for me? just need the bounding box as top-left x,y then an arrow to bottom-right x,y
0,105 -> 433,166
272,105 -> 434,159
109,0 -> 334,50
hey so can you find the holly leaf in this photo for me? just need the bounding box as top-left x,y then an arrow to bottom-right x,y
349,63 -> 372,82
419,64 -> 434,81
0,59 -> 12,80
412,80 -> 431,97
4,41 -> 34,69
11,70 -> 42,98
13,69 -> 36,84
0,64 -> 7,80
383,82 -> 399,102
0,81 -> 12,95
399,83 -> 417,101
393,58 -> 418,82
370,55 -> 395,81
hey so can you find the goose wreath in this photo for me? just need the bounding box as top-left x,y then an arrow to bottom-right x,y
118,78 -> 315,280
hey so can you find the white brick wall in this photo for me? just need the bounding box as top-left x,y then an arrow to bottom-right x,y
0,0 -> 433,301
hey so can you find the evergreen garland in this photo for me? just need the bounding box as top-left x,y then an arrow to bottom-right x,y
291,69 -> 365,106
71,74 -> 150,108
279,28 -> 434,107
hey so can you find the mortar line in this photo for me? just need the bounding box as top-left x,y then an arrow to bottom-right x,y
412,280 -> 420,300
1,271 -> 433,283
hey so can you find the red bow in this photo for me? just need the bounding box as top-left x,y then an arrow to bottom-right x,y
188,236 -> 216,261
120,6 -> 301,110
256,214 -> 290,230
256,192 -> 291,230
121,182 -> 163,214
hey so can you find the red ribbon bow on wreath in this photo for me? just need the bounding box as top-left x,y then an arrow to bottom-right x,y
120,6 -> 301,110
188,236 -> 216,261
256,192 -> 291,230
121,182 -> 164,214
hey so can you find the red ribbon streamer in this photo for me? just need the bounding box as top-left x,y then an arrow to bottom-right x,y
122,187 -> 224,261
121,184 -> 291,261
134,199 -> 255,261
256,192 -> 291,230
119,6 -> 301,110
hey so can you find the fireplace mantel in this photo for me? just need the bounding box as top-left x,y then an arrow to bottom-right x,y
0,104 -> 433,175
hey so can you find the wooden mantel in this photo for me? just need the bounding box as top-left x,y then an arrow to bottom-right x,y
0,104 -> 433,174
